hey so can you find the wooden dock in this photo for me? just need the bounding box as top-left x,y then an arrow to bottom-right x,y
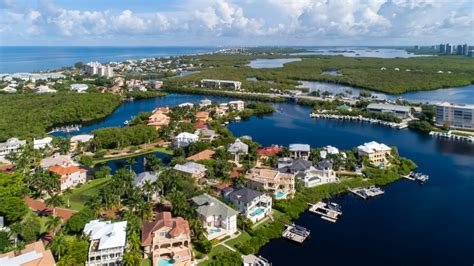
349,186 -> 384,199
308,202 -> 342,223
282,224 -> 310,244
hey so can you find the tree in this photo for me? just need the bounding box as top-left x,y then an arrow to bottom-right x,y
11,217 -> 41,243
79,156 -> 93,167
123,251 -> 141,266
210,251 -> 243,266
63,188 -> 73,208
49,233 -> 67,260
84,195 -> 103,216
45,194 -> 65,218
65,209 -> 96,235
142,180 -> 154,202
94,165 -> 111,179
0,231 -> 12,252
0,196 -> 28,223
45,216 -> 63,236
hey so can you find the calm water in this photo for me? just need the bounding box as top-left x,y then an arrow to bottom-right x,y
0,46 -> 215,73
52,93 -> 474,265
96,152 -> 171,174
291,47 -> 424,58
298,81 -> 474,104
248,58 -> 301,68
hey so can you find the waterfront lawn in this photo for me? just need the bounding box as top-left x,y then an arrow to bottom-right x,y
197,245 -> 234,266
66,177 -> 112,210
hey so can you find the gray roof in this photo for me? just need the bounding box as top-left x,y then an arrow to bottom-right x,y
173,162 -> 206,175
192,193 -> 239,219
133,171 -> 158,187
228,187 -> 263,204
367,103 -> 411,113
228,139 -> 249,154
289,144 -> 310,152
279,159 -> 312,173
316,160 -> 333,170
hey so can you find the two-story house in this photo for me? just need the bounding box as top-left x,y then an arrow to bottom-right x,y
245,167 -> 295,200
83,220 -> 127,266
226,187 -> 272,223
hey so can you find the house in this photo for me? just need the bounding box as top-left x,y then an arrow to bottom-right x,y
70,134 -> 94,151
49,165 -> 87,191
195,128 -> 217,141
242,255 -> 271,266
173,162 -> 207,179
175,132 -> 199,148
134,171 -> 158,187
228,100 -> 245,111
319,145 -> 339,159
33,137 -> 53,150
228,138 -> 249,162
141,212 -> 192,266
191,194 -> 238,240
278,159 -> 312,174
71,83 -> 89,93
226,187 -> 272,223
357,141 -> 391,166
289,144 -> 311,160
366,103 -> 411,119
195,111 -> 210,122
245,167 -> 295,200
36,85 -> 57,93
199,98 -> 212,107
148,108 -> 170,130
40,154 -> 77,168
0,138 -> 26,157
84,220 -> 127,266
0,85 -> 17,93
178,102 -> 194,108
0,241 -> 56,266
186,149 -> 215,161
194,120 -> 207,129
257,145 -> 282,157
298,160 -> 338,187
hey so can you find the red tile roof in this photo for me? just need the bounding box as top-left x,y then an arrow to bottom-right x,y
186,149 -> 215,161
141,212 -> 190,246
24,196 -> 77,222
257,146 -> 282,156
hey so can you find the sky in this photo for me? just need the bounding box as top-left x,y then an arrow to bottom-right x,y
0,0 -> 473,46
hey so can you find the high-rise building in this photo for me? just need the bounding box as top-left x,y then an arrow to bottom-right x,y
435,102 -> 474,129
462,44 -> 468,55
456,44 -> 463,55
84,61 -> 114,78
439,43 -> 446,53
445,43 -> 452,54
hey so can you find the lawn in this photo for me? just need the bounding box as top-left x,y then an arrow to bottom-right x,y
197,245 -> 233,266
225,231 -> 251,249
66,177 -> 112,210
140,258 -> 151,266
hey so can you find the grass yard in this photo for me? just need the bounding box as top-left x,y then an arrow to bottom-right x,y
197,245 -> 233,266
225,231 -> 251,249
66,177 -> 112,210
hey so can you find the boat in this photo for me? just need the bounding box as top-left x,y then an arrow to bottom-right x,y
234,116 -> 241,121
123,120 -> 129,126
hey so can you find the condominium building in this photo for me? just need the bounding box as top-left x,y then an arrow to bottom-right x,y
84,61 -> 114,78
366,103 -> 411,119
201,79 -> 242,90
141,212 -> 192,266
0,138 -> 26,157
245,167 -> 295,200
435,102 -> 474,129
357,141 -> 391,165
84,220 -> 127,266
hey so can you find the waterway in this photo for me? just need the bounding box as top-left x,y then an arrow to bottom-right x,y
248,58 -> 301,68
53,93 -> 473,265
291,47 -> 425,58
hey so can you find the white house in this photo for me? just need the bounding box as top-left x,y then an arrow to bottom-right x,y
40,154 -> 77,169
0,138 -> 26,157
173,162 -> 207,179
319,145 -> 339,159
299,160 -> 338,187
33,137 -> 53,150
83,220 -> 127,266
71,83 -> 89,93
175,132 -> 199,148
357,141 -> 391,166
227,187 -> 272,223
228,138 -> 249,162
70,134 -> 94,151
289,144 -> 311,160
36,85 -> 57,94
192,194 -> 238,240
228,100 -> 245,111
0,85 -> 17,93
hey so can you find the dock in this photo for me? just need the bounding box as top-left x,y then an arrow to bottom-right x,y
349,186 -> 384,199
282,224 -> 310,244
308,202 -> 342,223
403,172 -> 429,183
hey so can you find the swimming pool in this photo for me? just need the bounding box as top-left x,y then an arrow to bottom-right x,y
158,259 -> 174,266
208,228 -> 222,234
250,208 -> 265,217
274,191 -> 287,199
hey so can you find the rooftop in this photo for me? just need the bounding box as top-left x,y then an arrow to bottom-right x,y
357,141 -> 391,154
367,103 -> 411,112
228,187 -> 263,204
173,162 -> 206,175
0,241 -> 55,266
192,193 -> 238,219
289,144 -> 310,152
186,149 -> 215,161
84,220 -> 128,251
141,212 -> 190,246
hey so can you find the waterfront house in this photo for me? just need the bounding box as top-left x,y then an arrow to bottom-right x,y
366,103 -> 411,119
228,100 -> 245,111
49,165 -> 87,191
199,98 -> 212,107
70,134 -> 94,151
319,145 -> 340,159
0,137 -> 26,157
33,137 -> 53,150
257,145 -> 282,158
173,162 -> 207,179
83,220 -> 127,266
245,167 -> 295,199
0,240 -> 56,266
191,194 -> 238,240
148,107 -> 171,130
141,212 -> 192,266
226,187 -> 272,223
71,83 -> 89,93
298,160 -> 338,187
289,144 -> 311,160
228,138 -> 249,162
278,158 -> 313,174
357,141 -> 391,166
195,128 -> 218,141
174,132 -> 199,148
186,149 -> 215,161
196,111 -> 210,122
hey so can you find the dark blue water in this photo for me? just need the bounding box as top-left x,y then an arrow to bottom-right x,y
228,103 -> 474,266
96,152 -> 171,174
0,46 -> 215,73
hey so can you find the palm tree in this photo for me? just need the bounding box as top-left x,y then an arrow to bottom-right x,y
85,195 -> 103,216
136,201 -> 152,221
63,188 -> 73,208
142,180 -> 154,202
45,194 -> 64,218
49,233 -> 67,260
122,251 -> 140,266
45,216 -> 63,236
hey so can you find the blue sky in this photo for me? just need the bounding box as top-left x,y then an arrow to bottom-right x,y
1,0 -> 472,46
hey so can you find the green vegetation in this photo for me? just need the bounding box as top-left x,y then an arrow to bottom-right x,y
92,125 -> 159,150
66,177 -> 112,210
173,54 -> 474,94
0,93 -> 121,141
125,91 -> 167,99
